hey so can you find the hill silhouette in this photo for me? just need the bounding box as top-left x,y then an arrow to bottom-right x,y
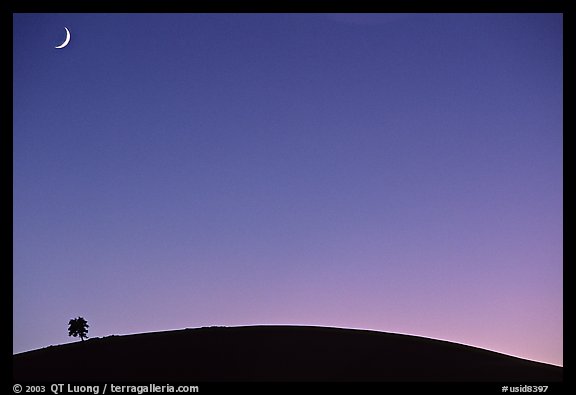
13,325 -> 562,381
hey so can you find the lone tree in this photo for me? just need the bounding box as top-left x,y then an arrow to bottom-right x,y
68,317 -> 89,341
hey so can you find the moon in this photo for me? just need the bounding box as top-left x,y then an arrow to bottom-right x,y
55,27 -> 71,49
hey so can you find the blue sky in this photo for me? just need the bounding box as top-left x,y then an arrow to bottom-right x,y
13,13 -> 562,366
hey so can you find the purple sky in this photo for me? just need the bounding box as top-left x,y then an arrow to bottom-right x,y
13,13 -> 563,366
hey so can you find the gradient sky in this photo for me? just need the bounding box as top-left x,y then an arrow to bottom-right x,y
13,13 -> 563,366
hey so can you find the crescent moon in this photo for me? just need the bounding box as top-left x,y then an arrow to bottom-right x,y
55,27 -> 71,49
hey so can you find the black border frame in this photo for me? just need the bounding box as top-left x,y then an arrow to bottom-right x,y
8,0 -> 570,392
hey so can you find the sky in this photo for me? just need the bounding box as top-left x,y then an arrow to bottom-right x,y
13,13 -> 563,366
